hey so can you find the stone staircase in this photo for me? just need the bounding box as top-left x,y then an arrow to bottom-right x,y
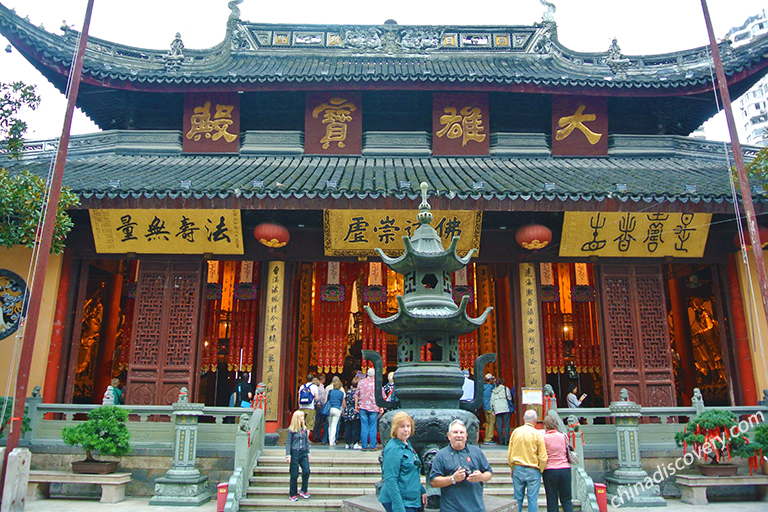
240,445 -> 582,511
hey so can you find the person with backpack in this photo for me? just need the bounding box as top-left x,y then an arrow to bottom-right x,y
231,377 -> 253,408
491,377 -> 513,446
102,378 -> 123,405
298,374 -> 319,431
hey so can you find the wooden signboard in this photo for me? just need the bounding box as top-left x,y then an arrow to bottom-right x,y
433,92 -> 489,156
90,209 -> 243,255
552,96 -> 607,156
324,209 -> 482,257
305,92 -> 362,155
183,93 -> 240,153
559,212 -> 711,258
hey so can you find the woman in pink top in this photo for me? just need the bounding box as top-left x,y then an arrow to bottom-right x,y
542,415 -> 573,512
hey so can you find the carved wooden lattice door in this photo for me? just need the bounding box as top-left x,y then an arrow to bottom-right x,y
126,261 -> 203,405
600,264 -> 676,406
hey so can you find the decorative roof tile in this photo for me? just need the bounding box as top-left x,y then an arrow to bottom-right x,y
5,131 -> 760,213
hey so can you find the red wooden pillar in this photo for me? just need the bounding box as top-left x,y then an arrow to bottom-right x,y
667,276 -> 697,406
43,250 -> 73,406
494,264 -> 515,423
94,268 -> 124,402
726,253 -> 758,405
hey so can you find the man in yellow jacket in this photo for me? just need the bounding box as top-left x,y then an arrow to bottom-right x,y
507,409 -> 547,512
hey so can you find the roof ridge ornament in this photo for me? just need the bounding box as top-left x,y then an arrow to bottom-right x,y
540,0 -> 557,24
606,37 -> 631,78
163,33 -> 185,72
227,0 -> 243,30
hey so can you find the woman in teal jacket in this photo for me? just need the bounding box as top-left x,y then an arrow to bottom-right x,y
379,411 -> 427,512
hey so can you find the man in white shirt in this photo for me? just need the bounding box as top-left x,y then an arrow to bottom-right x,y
461,369 -> 474,403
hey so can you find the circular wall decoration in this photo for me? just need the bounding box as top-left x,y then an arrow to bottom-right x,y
0,269 -> 28,341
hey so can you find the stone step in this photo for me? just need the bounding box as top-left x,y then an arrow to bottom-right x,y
239,497 -> 344,512
250,475 -> 383,487
254,466 -> 383,476
247,487 -> 378,498
246,446 -> 582,512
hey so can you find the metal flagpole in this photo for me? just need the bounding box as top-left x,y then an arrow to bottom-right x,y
0,0 -> 96,494
700,0 -> 768,336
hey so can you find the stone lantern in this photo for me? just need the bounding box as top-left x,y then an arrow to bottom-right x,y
361,182 -> 495,507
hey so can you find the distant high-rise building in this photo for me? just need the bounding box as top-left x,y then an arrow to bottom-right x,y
732,10 -> 768,146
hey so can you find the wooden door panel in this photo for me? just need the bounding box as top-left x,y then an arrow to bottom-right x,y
127,261 -> 202,405
600,265 -> 676,406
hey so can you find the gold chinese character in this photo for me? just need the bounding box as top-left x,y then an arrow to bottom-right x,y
555,104 -> 602,145
436,106 -> 486,146
312,97 -> 357,149
186,101 -> 237,143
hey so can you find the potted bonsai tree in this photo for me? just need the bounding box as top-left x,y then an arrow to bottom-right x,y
675,409 -> 752,476
61,405 -> 131,474
751,421 -> 768,475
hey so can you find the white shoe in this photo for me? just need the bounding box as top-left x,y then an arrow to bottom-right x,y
345,444 -> 351,449
329,442 -> 336,446
353,443 -> 362,450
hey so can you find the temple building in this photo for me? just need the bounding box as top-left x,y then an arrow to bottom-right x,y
2,1 -> 768,433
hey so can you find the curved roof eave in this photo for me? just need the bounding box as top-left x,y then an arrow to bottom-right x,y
2,3 -> 767,95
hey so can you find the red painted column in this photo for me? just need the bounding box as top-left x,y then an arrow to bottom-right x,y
726,253 -> 758,405
667,277 -> 696,406
43,250 -> 73,407
94,269 -> 124,402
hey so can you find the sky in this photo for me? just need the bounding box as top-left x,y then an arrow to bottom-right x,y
2,0 -> 768,141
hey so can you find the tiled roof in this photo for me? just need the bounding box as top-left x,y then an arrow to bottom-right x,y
6,131 -> 759,214
1,3 -> 767,92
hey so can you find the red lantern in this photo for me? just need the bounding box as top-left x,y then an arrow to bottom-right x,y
733,225 -> 768,249
516,223 -> 552,250
254,222 -> 290,248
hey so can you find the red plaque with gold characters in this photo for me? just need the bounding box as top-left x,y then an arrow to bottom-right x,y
552,96 -> 608,156
305,92 -> 362,155
183,93 -> 240,153
432,92 -> 489,156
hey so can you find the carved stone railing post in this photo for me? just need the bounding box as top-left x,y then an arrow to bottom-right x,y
23,389 -> 42,444
150,388 -> 211,506
604,389 -> 665,507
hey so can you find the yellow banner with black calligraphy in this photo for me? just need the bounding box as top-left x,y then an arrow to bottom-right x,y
323,209 -> 482,257
559,212 -> 711,258
90,209 -> 243,254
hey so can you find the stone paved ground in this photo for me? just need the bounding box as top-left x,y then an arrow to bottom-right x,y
20,496 -> 768,511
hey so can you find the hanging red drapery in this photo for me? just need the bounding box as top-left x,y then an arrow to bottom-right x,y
540,263 -> 563,374
453,264 -> 477,370
571,263 -> 599,374
201,262 -> 223,373
233,261 -> 259,372
313,262 -> 362,374
362,262 -> 388,371
116,261 -> 138,372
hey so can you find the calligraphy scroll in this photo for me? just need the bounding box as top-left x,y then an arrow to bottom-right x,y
183,93 -> 240,153
305,92 -> 362,155
433,92 -> 489,156
324,209 -> 481,257
519,263 -> 543,392
559,212 -> 711,258
90,209 -> 243,255
262,261 -> 285,421
552,96 -> 607,156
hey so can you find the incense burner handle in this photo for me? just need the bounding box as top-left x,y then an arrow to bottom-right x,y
460,352 -> 497,412
362,349 -> 400,410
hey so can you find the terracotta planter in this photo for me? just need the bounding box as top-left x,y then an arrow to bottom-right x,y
696,463 -> 739,476
71,460 -> 119,474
